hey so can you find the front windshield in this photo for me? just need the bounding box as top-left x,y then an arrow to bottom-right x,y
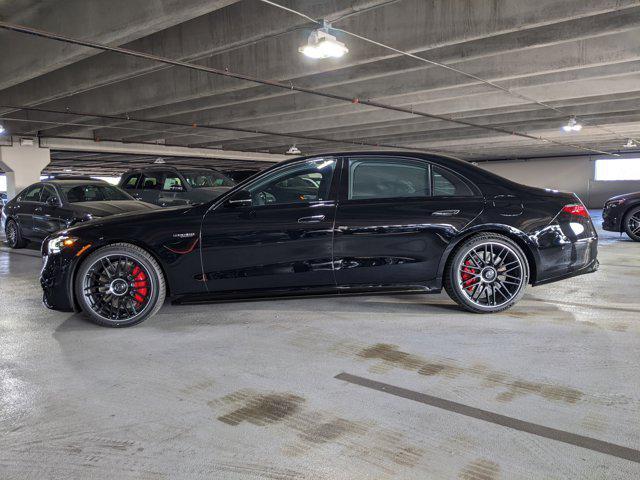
61,184 -> 133,203
183,171 -> 235,189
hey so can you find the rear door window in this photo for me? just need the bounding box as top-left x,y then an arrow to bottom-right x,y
140,172 -> 163,190
122,173 -> 141,190
348,158 -> 431,200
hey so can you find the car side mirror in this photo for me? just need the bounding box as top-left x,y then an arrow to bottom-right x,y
226,189 -> 252,207
46,196 -> 60,207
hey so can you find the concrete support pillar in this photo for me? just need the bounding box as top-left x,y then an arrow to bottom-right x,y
0,137 -> 50,199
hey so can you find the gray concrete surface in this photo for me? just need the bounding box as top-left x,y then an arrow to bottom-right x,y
0,212 -> 639,479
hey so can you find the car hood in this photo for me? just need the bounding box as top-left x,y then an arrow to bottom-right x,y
65,204 -> 195,236
606,191 -> 640,202
70,200 -> 159,217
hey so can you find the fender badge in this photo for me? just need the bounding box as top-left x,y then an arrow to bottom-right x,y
173,232 -> 196,238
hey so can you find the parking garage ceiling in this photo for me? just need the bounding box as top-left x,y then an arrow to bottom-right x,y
2,0 -> 640,172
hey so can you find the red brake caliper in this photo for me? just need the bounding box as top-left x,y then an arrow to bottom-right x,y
132,265 -> 149,305
461,259 -> 478,292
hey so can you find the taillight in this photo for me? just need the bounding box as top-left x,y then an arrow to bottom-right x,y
562,204 -> 590,218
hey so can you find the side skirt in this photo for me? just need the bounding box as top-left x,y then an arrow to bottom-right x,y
172,283 -> 441,306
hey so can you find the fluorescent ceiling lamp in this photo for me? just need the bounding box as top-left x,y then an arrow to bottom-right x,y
0,124 -> 5,134
286,145 -> 301,155
299,29 -> 348,59
623,138 -> 638,148
562,117 -> 582,132
595,158 -> 640,181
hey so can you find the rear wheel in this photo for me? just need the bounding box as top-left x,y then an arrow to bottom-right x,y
75,243 -> 166,327
5,219 -> 27,249
623,206 -> 640,241
444,233 -> 529,313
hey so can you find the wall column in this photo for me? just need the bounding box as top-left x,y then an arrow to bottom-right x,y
0,137 -> 51,199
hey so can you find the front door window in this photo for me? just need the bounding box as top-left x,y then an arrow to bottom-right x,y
247,158 -> 336,206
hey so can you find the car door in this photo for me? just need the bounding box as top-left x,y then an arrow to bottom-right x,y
157,171 -> 190,207
139,171 -> 164,205
33,185 -> 66,238
120,172 -> 142,199
14,183 -> 44,239
200,157 -> 339,293
333,155 -> 484,287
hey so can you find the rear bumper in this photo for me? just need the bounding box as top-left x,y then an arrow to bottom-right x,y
533,236 -> 598,286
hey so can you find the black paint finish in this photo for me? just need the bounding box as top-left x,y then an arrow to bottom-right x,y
37,152 -> 598,313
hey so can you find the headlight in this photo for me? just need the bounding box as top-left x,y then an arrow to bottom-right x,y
47,236 -> 78,254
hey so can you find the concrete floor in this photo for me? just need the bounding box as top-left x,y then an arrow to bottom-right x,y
1,211 -> 639,479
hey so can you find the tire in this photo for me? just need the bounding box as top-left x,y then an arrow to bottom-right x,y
5,219 -> 28,249
75,243 -> 166,327
623,206 -> 640,242
444,233 -> 529,313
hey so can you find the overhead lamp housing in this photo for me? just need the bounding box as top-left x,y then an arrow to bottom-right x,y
286,145 -> 301,155
299,27 -> 348,59
623,138 -> 638,148
0,124 -> 5,135
562,116 -> 582,132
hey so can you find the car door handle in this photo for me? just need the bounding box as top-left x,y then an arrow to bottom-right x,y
298,215 -> 325,223
432,209 -> 460,216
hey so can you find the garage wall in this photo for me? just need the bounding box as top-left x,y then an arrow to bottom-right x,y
479,154 -> 640,208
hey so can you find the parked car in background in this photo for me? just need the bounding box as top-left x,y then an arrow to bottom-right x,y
602,191 -> 640,241
2,177 -> 158,249
118,166 -> 235,207
40,152 -> 598,327
0,192 -> 7,214
223,169 -> 261,183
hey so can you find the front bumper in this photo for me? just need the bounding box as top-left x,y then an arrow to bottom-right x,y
40,234 -> 93,313
41,252 -> 76,312
602,204 -> 623,232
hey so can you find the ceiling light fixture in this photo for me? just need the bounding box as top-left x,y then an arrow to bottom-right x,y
286,145 -> 301,155
562,116 -> 582,133
0,124 -> 5,134
623,138 -> 638,148
299,22 -> 348,59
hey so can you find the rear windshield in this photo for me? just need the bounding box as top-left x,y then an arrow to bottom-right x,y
61,184 -> 133,203
182,171 -> 235,188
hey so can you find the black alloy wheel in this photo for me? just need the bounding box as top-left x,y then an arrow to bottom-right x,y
445,233 -> 529,313
75,243 -> 166,327
624,206 -> 640,241
5,219 -> 27,249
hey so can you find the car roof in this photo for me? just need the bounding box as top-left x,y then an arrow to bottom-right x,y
123,165 -> 221,173
42,178 -> 109,186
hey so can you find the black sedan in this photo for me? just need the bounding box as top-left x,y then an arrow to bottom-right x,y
40,152 -> 598,327
602,192 -> 640,241
2,178 -> 158,249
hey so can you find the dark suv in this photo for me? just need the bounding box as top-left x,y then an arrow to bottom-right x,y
118,166 -> 235,207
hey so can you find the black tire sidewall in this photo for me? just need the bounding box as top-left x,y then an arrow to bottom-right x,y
5,219 -> 25,249
75,244 -> 164,327
624,206 -> 640,241
445,234 -> 529,313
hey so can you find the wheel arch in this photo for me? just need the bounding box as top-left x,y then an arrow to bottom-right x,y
436,225 -> 539,287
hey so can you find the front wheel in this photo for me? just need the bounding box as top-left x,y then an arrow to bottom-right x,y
5,219 -> 27,249
75,243 -> 166,327
444,233 -> 529,313
623,206 -> 640,241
